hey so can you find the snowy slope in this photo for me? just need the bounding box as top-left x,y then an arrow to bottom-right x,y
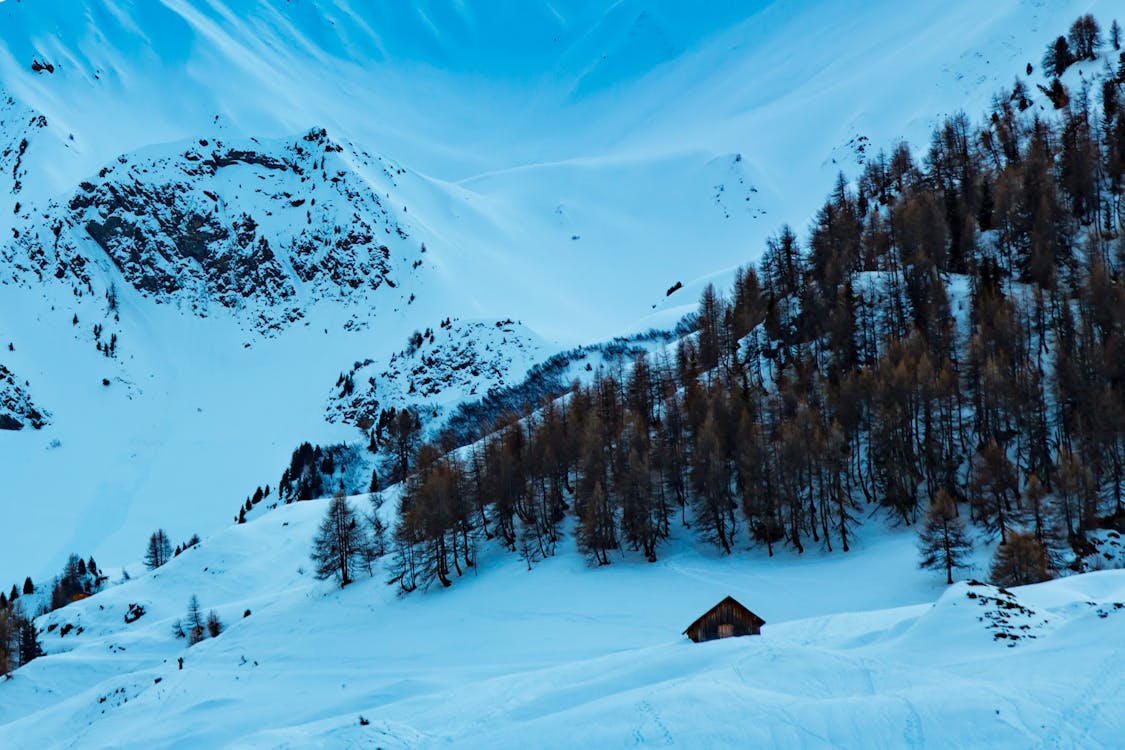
1,496 -> 1123,749
1,0 -> 1114,336
0,0 -> 1117,581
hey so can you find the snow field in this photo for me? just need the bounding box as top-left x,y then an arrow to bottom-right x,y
2,494 -> 1124,748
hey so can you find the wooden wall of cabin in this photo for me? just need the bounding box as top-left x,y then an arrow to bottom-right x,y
687,601 -> 762,642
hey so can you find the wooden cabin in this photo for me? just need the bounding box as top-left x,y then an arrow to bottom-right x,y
683,596 -> 765,643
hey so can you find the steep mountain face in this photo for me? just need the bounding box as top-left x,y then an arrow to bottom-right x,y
5,128 -> 419,332
0,83 -> 556,577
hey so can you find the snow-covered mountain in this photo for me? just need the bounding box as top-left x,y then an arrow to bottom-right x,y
2,0 -> 1112,334
2,0 -> 1110,580
1,1 -> 1123,747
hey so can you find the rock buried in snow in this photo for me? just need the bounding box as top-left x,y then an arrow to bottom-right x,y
964,580 -> 1049,646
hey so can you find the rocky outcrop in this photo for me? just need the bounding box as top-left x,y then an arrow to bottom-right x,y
0,364 -> 48,430
6,127 -> 420,333
327,318 -> 546,432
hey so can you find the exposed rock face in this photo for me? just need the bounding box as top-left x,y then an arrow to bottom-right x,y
327,318 -> 545,432
5,127 -> 419,332
0,94 -> 48,224
0,364 -> 48,430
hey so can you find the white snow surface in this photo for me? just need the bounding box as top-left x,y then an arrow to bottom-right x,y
2,497 -> 1124,749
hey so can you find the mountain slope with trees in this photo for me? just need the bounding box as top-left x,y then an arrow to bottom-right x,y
385,23 -> 1125,592
1,7 -> 1124,748
1,0 -> 1118,582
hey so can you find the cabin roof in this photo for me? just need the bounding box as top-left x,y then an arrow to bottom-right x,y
682,595 -> 765,634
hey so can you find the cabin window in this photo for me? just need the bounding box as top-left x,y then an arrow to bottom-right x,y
718,623 -> 734,639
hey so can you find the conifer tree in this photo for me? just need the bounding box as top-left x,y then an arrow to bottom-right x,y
144,529 -> 173,570
311,487 -> 368,587
50,554 -> 91,611
970,441 -> 1019,542
918,490 -> 973,584
0,605 -> 11,677
185,595 -> 205,646
1068,15 -> 1102,61
690,410 -> 737,554
989,531 -> 1053,586
1043,36 -> 1073,78
206,610 -> 223,638
16,605 -> 41,666
578,482 -> 616,566
696,283 -> 725,375
1022,474 -> 1050,547
367,505 -> 387,562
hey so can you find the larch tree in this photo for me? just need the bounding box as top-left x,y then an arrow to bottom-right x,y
0,606 -> 12,677
385,408 -> 421,483
1042,36 -> 1073,79
989,531 -> 1053,587
918,490 -> 973,585
144,529 -> 173,570
185,595 -> 205,646
1067,14 -> 1102,61
1022,474 -> 1050,547
969,440 -> 1020,543
206,610 -> 223,638
311,487 -> 369,587
690,409 -> 737,555
16,603 -> 41,666
578,481 -> 616,566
